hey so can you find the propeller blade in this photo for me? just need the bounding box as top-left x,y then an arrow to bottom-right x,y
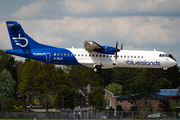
115,40 -> 120,52
115,40 -> 120,60
121,42 -> 123,50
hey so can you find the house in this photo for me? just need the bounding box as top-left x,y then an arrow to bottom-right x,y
79,84 -> 120,109
117,93 -> 171,112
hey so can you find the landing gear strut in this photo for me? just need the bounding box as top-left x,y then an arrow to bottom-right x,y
94,65 -> 101,73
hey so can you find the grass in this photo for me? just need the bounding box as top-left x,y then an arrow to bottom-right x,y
0,119 -> 179,120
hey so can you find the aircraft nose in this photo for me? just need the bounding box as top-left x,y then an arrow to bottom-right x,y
170,59 -> 177,67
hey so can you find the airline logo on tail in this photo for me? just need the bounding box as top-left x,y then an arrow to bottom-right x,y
12,33 -> 28,47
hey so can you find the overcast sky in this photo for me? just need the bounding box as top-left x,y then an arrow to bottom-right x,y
0,0 -> 180,65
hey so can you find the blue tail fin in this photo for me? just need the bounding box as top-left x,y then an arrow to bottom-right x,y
6,21 -> 51,51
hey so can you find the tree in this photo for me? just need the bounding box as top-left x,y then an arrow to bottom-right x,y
155,78 -> 172,89
0,69 -> 16,98
74,92 -> 86,108
0,50 -> 18,98
129,81 -> 160,112
88,87 -> 105,110
16,88 -> 32,113
19,61 -> 70,112
53,87 -> 76,110
114,68 -> 144,94
98,69 -> 115,86
106,83 -> 122,96
64,65 -> 101,90
0,69 -> 16,110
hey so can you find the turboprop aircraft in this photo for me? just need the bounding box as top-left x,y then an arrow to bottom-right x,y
5,21 -> 177,73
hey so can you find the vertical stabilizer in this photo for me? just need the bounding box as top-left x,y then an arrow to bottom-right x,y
6,21 -> 51,53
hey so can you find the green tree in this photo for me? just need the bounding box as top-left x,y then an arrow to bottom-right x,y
88,87 -> 105,110
19,61 -> 70,111
0,69 -> 16,98
155,78 -> 172,89
114,68 -> 144,94
106,83 -> 122,96
53,87 -> 75,110
129,81 -> 160,112
99,69 -> 115,86
0,69 -> 16,110
74,92 -> 86,108
65,65 -> 101,90
0,50 -> 18,97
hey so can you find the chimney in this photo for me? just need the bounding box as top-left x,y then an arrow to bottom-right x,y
87,84 -> 91,94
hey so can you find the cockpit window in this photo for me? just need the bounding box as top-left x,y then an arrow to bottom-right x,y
159,54 -> 169,57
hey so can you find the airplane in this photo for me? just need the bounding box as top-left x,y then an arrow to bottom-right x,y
5,21 -> 177,73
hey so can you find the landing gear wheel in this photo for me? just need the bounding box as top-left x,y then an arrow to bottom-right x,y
94,65 -> 101,73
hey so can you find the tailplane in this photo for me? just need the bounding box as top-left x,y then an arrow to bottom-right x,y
6,21 -> 51,51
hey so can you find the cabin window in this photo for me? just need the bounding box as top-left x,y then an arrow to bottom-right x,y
131,56 -> 133,58
71,54 -> 73,56
138,56 -> 140,58
85,54 -> 87,57
92,54 -> 94,57
67,54 -> 69,56
127,56 -> 129,58
99,55 -> 101,57
82,54 -> 83,56
74,54 -> 76,56
64,54 -> 66,56
121,55 -> 123,58
78,54 -> 80,56
61,53 -> 63,56
54,53 -> 56,56
103,55 -> 105,57
96,54 -> 98,57
107,55 -> 109,57
57,53 -> 59,56
89,54 -> 91,57
141,56 -> 143,59
134,56 -> 136,58
124,55 -> 126,58
117,55 -> 119,58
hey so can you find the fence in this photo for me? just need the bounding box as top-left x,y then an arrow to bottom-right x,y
0,110 -> 179,119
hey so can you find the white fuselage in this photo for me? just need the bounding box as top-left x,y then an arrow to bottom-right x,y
68,48 -> 176,69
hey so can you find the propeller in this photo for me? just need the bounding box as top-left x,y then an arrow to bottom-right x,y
115,40 -> 121,60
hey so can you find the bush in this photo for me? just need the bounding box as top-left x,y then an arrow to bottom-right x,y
116,105 -> 123,111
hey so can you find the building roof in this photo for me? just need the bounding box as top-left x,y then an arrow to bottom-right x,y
117,93 -> 171,100
79,87 -> 120,97
158,89 -> 180,96
80,87 -> 97,96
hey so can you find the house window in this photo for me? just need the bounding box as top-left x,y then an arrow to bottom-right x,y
128,100 -> 130,104
159,99 -> 162,104
120,100 -> 123,104
105,100 -> 110,108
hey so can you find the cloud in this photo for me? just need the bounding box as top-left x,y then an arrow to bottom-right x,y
2,16 -> 179,49
5,0 -> 180,21
0,21 -> 11,49
10,1 -> 47,19
63,0 -> 180,15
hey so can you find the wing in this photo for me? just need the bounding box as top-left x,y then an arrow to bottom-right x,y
83,40 -> 104,52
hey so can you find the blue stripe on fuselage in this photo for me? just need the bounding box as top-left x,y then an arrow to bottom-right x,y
6,48 -> 80,65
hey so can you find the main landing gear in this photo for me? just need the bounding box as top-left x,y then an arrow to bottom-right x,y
94,65 -> 101,73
